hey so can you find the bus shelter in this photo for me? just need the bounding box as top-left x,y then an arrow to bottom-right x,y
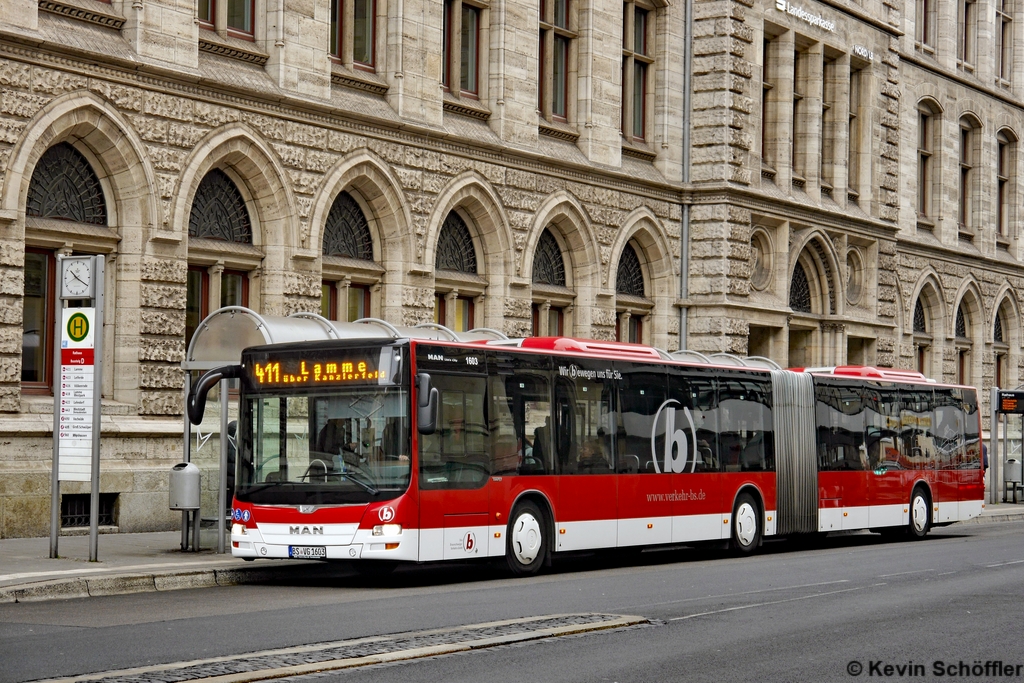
181,307 -> 508,551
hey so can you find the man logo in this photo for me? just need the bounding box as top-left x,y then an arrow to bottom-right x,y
378,506 -> 395,522
650,399 -> 699,474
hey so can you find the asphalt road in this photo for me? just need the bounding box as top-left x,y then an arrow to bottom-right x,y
2,522 -> 1023,683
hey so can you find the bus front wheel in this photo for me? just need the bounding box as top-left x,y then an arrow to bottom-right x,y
506,500 -> 546,576
730,493 -> 761,555
908,488 -> 931,540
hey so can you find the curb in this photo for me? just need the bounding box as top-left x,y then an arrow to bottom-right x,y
27,614 -> 650,683
0,562 -> 328,605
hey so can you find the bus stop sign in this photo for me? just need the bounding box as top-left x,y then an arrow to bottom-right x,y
998,391 -> 1024,414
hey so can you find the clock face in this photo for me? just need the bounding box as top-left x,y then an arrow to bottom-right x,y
61,258 -> 93,299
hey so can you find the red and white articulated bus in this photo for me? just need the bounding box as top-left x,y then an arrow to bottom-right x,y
187,328 -> 984,576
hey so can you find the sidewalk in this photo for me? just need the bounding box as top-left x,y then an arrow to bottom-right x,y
2,504 -> 1023,604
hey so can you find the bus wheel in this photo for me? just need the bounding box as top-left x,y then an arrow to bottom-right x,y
507,500 -> 546,576
908,488 -> 930,540
730,493 -> 761,555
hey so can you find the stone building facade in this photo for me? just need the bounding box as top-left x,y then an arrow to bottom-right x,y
0,0 -> 1019,537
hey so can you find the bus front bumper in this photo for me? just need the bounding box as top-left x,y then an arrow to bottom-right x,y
230,525 -> 419,562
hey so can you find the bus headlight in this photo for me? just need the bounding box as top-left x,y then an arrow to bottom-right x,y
232,523 -> 247,536
372,524 -> 402,536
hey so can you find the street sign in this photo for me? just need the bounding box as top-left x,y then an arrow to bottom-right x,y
58,307 -> 95,481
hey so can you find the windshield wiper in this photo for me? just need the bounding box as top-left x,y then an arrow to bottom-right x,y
340,466 -> 379,495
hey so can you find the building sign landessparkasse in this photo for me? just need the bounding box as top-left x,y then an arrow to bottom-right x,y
58,308 -> 96,481
775,0 -> 837,32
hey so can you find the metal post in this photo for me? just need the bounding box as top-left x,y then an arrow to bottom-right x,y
49,258 -> 64,559
89,256 -> 105,562
182,372 -> 192,551
991,387 -> 999,505
218,378 -> 229,554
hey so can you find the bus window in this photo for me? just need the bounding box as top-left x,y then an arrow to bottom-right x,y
553,359 -> 614,474
666,371 -> 718,473
962,389 -> 981,469
899,387 -> 935,469
615,363 -> 668,474
488,350 -> 552,475
934,388 -> 965,469
418,375 -> 490,489
816,380 -> 869,471
719,374 -> 773,472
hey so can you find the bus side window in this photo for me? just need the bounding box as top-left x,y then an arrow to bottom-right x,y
616,364 -> 668,474
489,363 -> 551,475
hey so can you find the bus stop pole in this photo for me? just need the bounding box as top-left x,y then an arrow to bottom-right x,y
181,373 -> 191,551
218,378 -> 228,554
990,387 -> 999,505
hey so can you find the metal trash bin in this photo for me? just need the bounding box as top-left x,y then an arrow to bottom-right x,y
1004,459 -> 1022,504
169,462 -> 201,510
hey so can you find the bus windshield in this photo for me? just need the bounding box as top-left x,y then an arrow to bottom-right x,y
237,386 -> 411,505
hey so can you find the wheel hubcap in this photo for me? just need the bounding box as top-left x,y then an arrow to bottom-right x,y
735,502 -> 757,547
912,495 -> 928,532
511,512 -> 542,564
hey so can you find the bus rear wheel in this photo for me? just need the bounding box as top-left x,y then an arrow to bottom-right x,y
730,493 -> 761,555
908,488 -> 931,540
506,500 -> 546,576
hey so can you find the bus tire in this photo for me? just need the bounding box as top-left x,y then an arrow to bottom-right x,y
730,492 -> 761,555
908,487 -> 931,540
506,500 -> 547,576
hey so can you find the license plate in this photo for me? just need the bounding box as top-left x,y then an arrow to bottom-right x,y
289,545 -> 327,559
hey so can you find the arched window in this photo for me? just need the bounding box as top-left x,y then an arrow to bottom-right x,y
26,142 -> 107,225
188,169 -> 252,244
955,304 -> 968,339
434,210 -> 478,331
323,191 -> 373,260
435,210 -> 477,274
616,242 -> 648,343
321,191 -> 375,322
532,229 -> 566,287
913,299 -> 927,334
994,307 -> 1010,388
23,143 -> 109,391
790,262 -> 812,313
955,302 -> 971,384
616,243 -> 645,297
532,229 -> 569,336
912,296 -> 933,376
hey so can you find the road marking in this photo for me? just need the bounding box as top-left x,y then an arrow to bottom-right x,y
986,559 -> 1024,567
878,569 -> 936,578
26,614 -> 649,683
614,579 -> 850,611
668,584 -> 882,621
0,560 -> 242,583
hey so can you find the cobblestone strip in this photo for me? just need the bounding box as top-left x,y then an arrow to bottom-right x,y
30,614 -> 648,683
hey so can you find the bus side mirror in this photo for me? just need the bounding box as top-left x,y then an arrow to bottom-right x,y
187,364 -> 242,426
417,372 -> 439,435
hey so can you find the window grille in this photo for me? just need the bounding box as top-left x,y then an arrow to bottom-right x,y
27,142 -> 107,225
188,169 -> 253,244
323,191 -> 373,260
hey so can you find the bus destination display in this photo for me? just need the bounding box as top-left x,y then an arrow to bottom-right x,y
250,353 -> 385,387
